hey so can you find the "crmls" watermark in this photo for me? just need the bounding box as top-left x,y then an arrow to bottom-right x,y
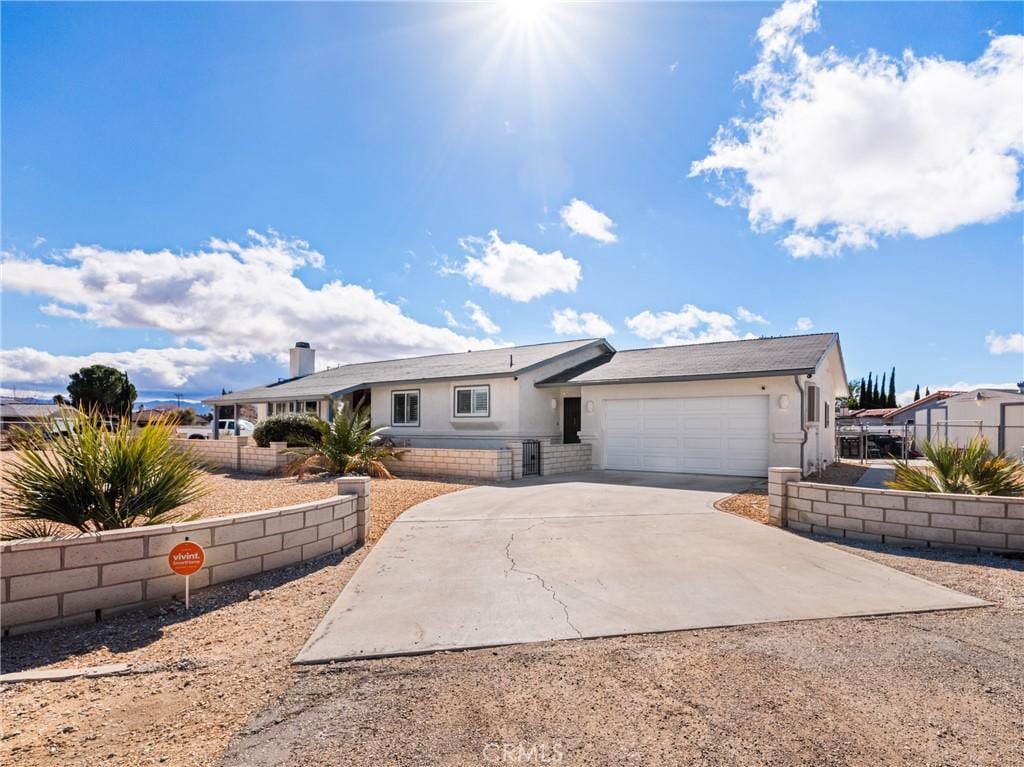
481,741 -> 564,764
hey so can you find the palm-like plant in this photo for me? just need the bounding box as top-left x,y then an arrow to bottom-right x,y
4,408 -> 207,539
287,406 -> 400,479
888,436 -> 1024,496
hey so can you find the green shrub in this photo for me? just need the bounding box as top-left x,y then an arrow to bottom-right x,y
287,405 -> 401,478
252,413 -> 327,447
4,407 -> 207,538
888,436 -> 1024,496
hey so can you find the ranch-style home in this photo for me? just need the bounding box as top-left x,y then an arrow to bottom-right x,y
204,333 -> 848,479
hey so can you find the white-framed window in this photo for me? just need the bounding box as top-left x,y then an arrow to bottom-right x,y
806,384 -> 820,423
454,385 -> 490,417
392,390 -> 420,426
270,400 -> 319,416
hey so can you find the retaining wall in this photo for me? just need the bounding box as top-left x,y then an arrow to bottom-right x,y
768,467 -> 1023,553
0,477 -> 370,636
386,448 -> 514,482
539,443 -> 592,476
174,436 -> 291,474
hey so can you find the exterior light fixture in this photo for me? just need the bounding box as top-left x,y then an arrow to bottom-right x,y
778,394 -> 790,410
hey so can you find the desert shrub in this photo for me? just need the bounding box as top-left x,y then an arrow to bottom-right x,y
4,408 -> 207,538
252,413 -> 327,447
888,436 -> 1024,497
287,406 -> 401,478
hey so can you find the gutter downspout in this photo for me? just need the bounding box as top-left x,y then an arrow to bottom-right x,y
793,375 -> 808,476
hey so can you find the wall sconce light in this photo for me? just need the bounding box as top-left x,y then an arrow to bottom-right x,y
586,401 -> 594,413
778,394 -> 790,410
550,399 -> 558,410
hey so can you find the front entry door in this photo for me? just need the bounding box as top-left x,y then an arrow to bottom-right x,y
563,397 -> 582,444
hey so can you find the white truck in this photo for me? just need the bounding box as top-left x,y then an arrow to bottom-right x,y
176,418 -> 256,440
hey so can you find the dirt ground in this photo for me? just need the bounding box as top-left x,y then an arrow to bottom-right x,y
3,515 -> 1021,766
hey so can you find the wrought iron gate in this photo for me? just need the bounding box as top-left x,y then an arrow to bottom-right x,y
522,440 -> 541,476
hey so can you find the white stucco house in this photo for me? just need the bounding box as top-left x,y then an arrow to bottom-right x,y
205,333 -> 849,478
910,387 -> 1024,454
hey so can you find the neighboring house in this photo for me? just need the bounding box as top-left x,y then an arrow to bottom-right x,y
884,391 -> 958,425
205,333 -> 848,477
835,407 -> 897,426
912,387 -> 1024,453
0,400 -> 64,435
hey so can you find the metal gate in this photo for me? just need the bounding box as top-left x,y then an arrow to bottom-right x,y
522,440 -> 541,476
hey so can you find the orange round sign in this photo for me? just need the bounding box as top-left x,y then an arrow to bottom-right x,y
168,541 -> 205,576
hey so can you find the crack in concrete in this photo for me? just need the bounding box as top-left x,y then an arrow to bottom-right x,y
503,523 -> 583,639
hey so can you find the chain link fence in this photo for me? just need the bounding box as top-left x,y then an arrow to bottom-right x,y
836,422 -> 1024,462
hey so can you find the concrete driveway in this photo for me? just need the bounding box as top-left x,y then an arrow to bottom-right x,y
296,471 -> 986,663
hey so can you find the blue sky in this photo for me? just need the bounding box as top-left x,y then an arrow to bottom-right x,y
2,1 -> 1022,403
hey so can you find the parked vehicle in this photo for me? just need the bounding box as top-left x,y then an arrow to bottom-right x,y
176,419 -> 255,440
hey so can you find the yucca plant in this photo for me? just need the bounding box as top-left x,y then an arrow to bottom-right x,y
287,406 -> 401,479
3,408 -> 208,539
888,436 -> 1024,497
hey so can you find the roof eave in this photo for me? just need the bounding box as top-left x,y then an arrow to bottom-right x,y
535,367 -> 817,388
203,339 -> 614,405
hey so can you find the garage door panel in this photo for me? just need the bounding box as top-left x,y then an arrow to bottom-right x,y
643,436 -> 680,450
604,396 -> 768,477
606,436 -> 642,450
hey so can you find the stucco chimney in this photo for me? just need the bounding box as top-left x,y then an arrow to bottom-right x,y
289,342 -> 315,378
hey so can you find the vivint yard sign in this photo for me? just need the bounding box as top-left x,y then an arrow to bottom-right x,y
168,540 -> 205,609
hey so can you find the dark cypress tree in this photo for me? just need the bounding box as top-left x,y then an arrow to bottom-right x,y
873,377 -> 881,407
859,378 -> 867,408
913,384 -> 921,402
888,367 -> 897,407
880,372 -> 887,408
865,373 -> 874,408
925,386 -> 931,397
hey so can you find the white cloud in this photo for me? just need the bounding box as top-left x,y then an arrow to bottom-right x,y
736,306 -> 769,325
559,199 -> 618,244
986,331 -> 1024,355
669,61 -> 680,74
2,230 -> 496,393
442,309 -> 461,328
463,300 -> 501,335
625,304 -> 757,346
0,346 -> 246,393
896,381 -> 1020,406
550,308 -> 615,337
447,230 -> 581,302
32,236 -> 46,248
795,316 -> 814,331
690,0 -> 1024,258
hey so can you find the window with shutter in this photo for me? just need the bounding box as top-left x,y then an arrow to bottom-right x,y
806,384 -> 820,423
454,385 -> 490,417
392,390 -> 420,426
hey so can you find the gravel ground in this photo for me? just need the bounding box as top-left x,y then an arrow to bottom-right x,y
3,468 -> 1021,766
0,478 -> 469,767
219,543 -> 1023,767
1,461 -> 470,540
718,462 -> 868,526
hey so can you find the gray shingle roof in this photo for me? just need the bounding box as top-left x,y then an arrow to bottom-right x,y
536,333 -> 840,387
205,338 -> 609,404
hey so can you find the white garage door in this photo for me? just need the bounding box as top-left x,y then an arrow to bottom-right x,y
604,396 -> 769,476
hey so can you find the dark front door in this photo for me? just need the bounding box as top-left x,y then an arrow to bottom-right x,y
563,397 -> 582,444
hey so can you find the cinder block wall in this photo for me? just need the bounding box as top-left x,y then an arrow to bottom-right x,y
0,478 -> 370,636
174,436 -> 291,474
768,468 -> 1023,553
386,448 -> 513,482
539,443 -> 592,476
